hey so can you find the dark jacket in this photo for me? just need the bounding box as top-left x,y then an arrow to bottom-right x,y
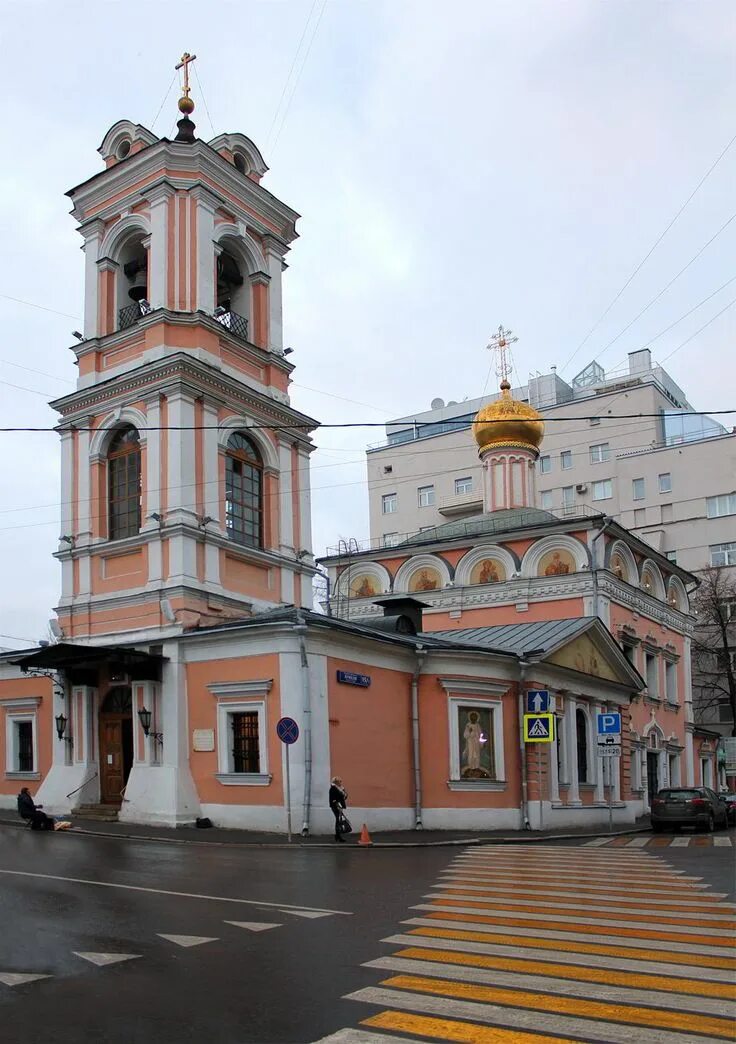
329,785 -> 346,810
17,792 -> 36,819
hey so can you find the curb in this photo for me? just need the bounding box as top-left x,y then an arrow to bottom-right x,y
0,817 -> 651,850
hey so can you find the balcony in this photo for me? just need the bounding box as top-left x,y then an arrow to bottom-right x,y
214,308 -> 248,343
438,491 -> 484,517
118,300 -> 153,331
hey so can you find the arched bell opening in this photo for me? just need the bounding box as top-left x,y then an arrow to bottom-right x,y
117,233 -> 150,331
214,237 -> 251,341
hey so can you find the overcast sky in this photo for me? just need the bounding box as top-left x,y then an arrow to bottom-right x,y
0,1 -> 734,646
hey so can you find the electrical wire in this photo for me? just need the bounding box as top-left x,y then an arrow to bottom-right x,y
560,126 -> 736,375
265,0 -> 320,151
192,63 -> 216,137
270,0 -> 328,154
0,293 -> 81,321
660,296 -> 736,364
150,71 -> 178,132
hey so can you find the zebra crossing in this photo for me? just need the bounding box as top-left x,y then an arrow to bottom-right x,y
584,833 -> 735,848
320,844 -> 736,1043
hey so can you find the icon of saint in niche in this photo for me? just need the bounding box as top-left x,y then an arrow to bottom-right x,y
461,710 -> 492,779
354,576 -> 376,597
479,560 -> 500,584
544,551 -> 570,576
414,569 -> 438,591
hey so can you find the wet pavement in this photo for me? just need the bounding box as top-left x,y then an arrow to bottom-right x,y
0,824 -> 733,1042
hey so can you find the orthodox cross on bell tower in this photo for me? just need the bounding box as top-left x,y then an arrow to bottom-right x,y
486,324 -> 518,387
174,51 -> 197,143
175,52 -> 197,103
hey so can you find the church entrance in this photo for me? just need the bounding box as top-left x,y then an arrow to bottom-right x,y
99,686 -> 134,804
647,750 -> 660,807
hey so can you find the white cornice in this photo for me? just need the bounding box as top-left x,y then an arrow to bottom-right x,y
438,677 -> 509,697
207,679 -> 272,698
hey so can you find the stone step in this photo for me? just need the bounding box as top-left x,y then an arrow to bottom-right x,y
73,806 -> 119,823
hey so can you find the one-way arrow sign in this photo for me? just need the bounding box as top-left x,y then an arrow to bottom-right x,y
526,689 -> 550,714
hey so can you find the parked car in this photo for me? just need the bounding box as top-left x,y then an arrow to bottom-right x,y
651,787 -> 729,833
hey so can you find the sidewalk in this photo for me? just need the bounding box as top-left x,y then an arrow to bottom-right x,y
0,813 -> 652,849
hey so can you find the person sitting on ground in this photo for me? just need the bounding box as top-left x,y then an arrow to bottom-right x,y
17,787 -> 54,831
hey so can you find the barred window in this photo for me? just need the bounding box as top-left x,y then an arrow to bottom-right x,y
225,432 -> 263,548
17,721 -> 34,772
231,712 -> 260,773
108,426 -> 141,540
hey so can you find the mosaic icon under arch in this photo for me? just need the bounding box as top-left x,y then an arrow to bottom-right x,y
538,548 -> 575,576
408,567 -> 441,592
469,558 -> 506,585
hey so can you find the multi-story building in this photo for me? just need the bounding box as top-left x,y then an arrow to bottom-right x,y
366,349 -> 736,740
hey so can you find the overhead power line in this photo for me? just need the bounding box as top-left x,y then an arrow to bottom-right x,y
561,125 -> 736,375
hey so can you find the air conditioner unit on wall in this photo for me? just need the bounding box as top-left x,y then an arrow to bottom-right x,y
575,483 -> 588,494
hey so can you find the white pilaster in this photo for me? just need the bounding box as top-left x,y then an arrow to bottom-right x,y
593,702 -> 605,802
143,182 -> 175,310
279,441 -> 295,555
191,187 -> 218,314
81,220 -> 105,339
565,696 -> 581,804
264,237 -> 286,352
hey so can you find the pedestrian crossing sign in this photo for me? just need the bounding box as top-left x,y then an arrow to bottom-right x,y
524,713 -> 555,743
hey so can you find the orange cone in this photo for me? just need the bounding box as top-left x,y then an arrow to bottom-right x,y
358,822 -> 373,846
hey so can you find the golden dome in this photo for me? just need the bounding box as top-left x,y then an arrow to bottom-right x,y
473,380 -> 544,454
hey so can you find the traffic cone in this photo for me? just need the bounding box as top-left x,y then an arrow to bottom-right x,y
358,822 -> 372,846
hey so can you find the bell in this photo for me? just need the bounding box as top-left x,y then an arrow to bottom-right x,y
128,266 -> 148,302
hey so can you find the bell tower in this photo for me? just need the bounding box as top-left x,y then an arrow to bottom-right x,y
53,59 -> 318,641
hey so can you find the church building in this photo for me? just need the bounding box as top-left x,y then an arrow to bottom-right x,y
0,65 -> 715,833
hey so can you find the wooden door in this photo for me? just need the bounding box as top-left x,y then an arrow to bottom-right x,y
100,717 -> 125,803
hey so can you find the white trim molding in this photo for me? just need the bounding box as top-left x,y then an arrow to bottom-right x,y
394,554 -> 452,592
208,679 -> 273,699
446,691 -> 507,785
520,534 -> 590,578
454,544 -> 519,586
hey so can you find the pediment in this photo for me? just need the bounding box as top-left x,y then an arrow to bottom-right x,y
546,631 -> 627,684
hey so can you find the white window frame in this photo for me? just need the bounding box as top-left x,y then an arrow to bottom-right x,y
664,658 -> 678,705
454,476 -> 473,495
560,450 -> 572,470
590,443 -> 610,464
632,478 -> 645,501
540,490 -> 554,510
382,532 -> 400,547
645,651 -> 659,698
418,485 -> 435,508
209,679 -> 272,786
381,493 -> 397,515
539,455 -> 552,475
706,493 -> 736,518
5,708 -> 39,779
561,486 -> 574,510
440,681 -> 507,791
710,542 -> 736,567
658,473 -> 672,494
592,479 -> 612,501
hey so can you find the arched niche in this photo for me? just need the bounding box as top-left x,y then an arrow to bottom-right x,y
606,539 -> 638,585
521,534 -> 590,579
212,224 -> 268,328
640,559 -> 666,600
89,407 -> 148,460
336,562 -> 391,600
455,545 -> 517,587
100,217 -> 152,329
667,576 -> 689,613
394,554 -> 451,593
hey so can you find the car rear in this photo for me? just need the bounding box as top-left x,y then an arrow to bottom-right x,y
651,788 -> 713,831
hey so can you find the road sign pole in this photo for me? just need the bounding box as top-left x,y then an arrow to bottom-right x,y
285,742 -> 292,843
538,749 -> 544,832
607,755 -> 613,834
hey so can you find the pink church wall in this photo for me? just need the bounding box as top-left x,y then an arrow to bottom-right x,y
424,597 -> 586,632
0,675 -> 54,800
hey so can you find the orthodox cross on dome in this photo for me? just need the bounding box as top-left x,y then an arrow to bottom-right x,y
486,324 -> 518,387
174,51 -> 197,143
175,52 -> 197,101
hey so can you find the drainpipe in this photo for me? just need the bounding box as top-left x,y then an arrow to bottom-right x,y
411,645 -> 426,829
592,515 -> 614,620
518,658 -> 531,830
294,613 -> 313,836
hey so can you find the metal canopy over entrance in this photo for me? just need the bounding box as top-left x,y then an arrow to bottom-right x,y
11,642 -> 165,685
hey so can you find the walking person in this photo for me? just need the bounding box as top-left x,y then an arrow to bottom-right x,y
329,776 -> 348,842
17,787 -> 54,831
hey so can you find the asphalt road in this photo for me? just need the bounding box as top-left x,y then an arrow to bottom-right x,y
0,826 -> 733,1043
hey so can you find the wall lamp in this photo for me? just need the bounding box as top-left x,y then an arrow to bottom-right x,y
138,707 -> 163,745
60,535 -> 75,548
282,346 -> 294,356
198,515 -> 214,528
55,713 -> 73,747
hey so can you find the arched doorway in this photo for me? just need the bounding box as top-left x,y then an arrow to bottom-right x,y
646,730 -> 661,807
99,686 -> 134,804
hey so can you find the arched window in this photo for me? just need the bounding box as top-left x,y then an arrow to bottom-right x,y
225,432 -> 263,548
576,709 -> 588,783
108,426 -> 141,540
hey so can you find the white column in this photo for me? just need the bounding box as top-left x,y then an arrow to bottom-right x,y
593,703 -> 605,802
165,392 -> 198,584
279,441 -> 295,555
143,182 -> 175,310
549,714 -> 560,802
76,421 -> 92,546
191,186 -> 218,315
81,219 -> 105,339
264,236 -> 286,352
565,696 -> 581,804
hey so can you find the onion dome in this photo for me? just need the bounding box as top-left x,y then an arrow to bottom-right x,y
473,380 -> 544,455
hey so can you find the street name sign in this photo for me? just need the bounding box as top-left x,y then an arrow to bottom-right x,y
597,744 -> 622,757
524,713 -> 554,743
336,670 -> 371,688
526,689 -> 550,714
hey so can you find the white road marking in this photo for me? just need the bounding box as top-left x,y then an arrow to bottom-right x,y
627,836 -> 654,846
73,952 -> 141,966
584,837 -> 616,846
412,902 -> 736,937
438,871 -> 715,893
312,1031 -> 417,1043
424,891 -> 736,922
431,882 -> 736,907
713,836 -> 733,846
224,921 -> 281,932
448,861 -> 700,881
0,972 -> 51,987
280,909 -> 333,919
344,986 -> 722,1044
670,837 -> 694,846
362,955 -> 736,1018
157,934 -> 218,948
380,933 -> 736,982
401,917 -> 730,957
0,868 -> 350,916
